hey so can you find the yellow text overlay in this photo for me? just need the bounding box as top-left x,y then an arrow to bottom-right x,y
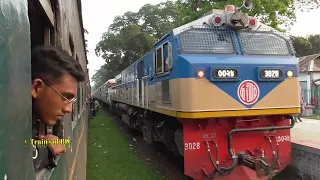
25,139 -> 71,147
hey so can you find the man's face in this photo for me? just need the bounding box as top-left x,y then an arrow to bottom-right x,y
32,74 -> 78,126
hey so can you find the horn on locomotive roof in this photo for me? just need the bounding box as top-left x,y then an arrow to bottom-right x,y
242,0 -> 253,10
225,0 -> 253,13
208,0 -> 256,30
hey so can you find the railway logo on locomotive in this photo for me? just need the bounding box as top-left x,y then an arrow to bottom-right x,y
237,80 -> 260,105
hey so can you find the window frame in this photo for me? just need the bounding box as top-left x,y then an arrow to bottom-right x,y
155,46 -> 164,74
154,40 -> 173,77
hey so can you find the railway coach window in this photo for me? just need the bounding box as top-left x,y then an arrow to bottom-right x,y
163,42 -> 172,72
30,45 -> 86,175
69,33 -> 75,57
28,0 -> 55,47
28,0 -> 67,141
28,0 -> 88,178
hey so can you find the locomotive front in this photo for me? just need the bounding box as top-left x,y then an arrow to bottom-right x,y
172,1 -> 300,179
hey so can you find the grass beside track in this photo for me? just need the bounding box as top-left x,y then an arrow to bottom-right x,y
87,110 -> 162,180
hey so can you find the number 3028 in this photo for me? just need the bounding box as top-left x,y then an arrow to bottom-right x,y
184,142 -> 200,150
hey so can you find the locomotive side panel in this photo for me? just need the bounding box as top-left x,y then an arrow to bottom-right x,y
0,0 -> 34,179
150,34 -> 175,109
109,33 -> 177,112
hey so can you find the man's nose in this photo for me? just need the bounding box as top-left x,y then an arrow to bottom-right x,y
63,103 -> 73,113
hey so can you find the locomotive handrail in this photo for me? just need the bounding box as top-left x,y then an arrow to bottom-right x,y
141,75 -> 149,80
112,77 -> 150,90
112,79 -> 136,88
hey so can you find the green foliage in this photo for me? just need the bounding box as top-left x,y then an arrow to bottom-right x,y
93,1 -> 184,88
291,34 -> 320,57
177,0 -> 297,31
92,0 -> 319,88
137,1 -> 185,39
84,28 -> 89,54
177,0 -> 319,30
294,0 -> 320,12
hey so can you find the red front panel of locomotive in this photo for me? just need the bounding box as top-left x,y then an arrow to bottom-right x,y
180,116 -> 292,180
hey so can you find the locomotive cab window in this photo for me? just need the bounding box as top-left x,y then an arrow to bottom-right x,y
156,47 -> 163,74
163,43 -> 170,72
155,41 -> 173,75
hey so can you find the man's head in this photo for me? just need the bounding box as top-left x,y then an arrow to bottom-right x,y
31,45 -> 86,126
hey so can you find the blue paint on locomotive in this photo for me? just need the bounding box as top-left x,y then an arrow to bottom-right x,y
175,55 -> 298,107
114,27 -> 298,108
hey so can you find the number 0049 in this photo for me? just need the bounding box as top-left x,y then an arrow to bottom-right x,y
185,142 -> 200,150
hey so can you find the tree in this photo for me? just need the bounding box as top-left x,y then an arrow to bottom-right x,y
137,1 -> 185,39
176,0 -> 297,31
291,36 -> 313,57
294,0 -> 320,12
308,34 -> 320,53
92,0 -> 318,87
93,1 -> 184,87
291,34 -> 320,57
95,24 -> 157,71
84,28 -> 89,54
177,0 -> 319,31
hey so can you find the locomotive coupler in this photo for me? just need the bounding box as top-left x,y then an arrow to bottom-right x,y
238,152 -> 277,178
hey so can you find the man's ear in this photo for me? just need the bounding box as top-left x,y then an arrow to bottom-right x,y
32,79 -> 44,98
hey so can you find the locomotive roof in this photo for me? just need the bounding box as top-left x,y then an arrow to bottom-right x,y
115,74 -> 122,79
172,9 -> 275,36
107,79 -> 116,83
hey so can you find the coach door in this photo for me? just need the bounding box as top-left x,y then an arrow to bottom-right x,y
137,60 -> 144,107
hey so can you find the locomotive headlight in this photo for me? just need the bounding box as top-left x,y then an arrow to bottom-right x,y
287,70 -> 294,78
197,70 -> 205,78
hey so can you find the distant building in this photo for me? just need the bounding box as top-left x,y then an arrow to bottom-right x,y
299,54 -> 320,90
299,54 -> 320,114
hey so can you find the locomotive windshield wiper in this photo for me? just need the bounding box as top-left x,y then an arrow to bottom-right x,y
240,24 -> 262,46
201,22 -> 232,43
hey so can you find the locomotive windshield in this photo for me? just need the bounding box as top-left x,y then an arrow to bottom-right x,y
177,26 -> 294,56
178,27 -> 235,54
239,29 -> 293,55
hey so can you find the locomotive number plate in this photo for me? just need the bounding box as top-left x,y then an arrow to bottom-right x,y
213,68 -> 238,79
260,69 -> 283,79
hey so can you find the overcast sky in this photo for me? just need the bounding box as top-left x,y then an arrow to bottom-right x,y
81,0 -> 320,83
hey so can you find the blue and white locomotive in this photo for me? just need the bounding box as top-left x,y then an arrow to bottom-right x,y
94,1 -> 300,179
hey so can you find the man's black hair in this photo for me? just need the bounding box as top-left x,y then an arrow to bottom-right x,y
31,45 -> 86,83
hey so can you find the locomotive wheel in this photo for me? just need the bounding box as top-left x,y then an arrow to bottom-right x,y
163,127 -> 179,155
